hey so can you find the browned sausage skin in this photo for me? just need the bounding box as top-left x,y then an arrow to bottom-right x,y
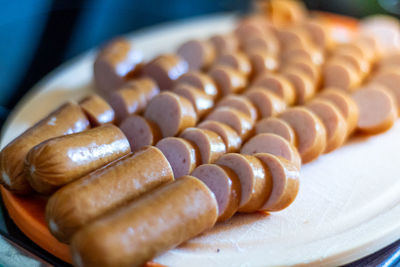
46,146 -> 173,243
70,176 -> 218,267
25,124 -> 131,194
0,102 -> 90,194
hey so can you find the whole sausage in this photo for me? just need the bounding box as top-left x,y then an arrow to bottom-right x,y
25,124 -> 131,194
142,54 -> 188,90
192,164 -> 241,222
46,146 -> 173,243
197,120 -> 242,153
144,92 -> 197,137
156,137 -> 200,178
0,102 -> 90,194
70,175 -> 218,267
79,94 -> 115,126
175,71 -> 219,99
216,153 -> 271,213
217,94 -> 258,122
255,117 -> 297,146
172,84 -> 214,118
119,115 -> 161,151
252,73 -> 296,105
177,39 -> 216,70
180,128 -> 226,164
255,153 -> 300,211
244,87 -> 286,118
209,65 -> 247,96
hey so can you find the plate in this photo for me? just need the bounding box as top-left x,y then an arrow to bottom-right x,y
2,13 -> 400,267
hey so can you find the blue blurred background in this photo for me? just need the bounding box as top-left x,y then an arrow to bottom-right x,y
0,0 -> 398,126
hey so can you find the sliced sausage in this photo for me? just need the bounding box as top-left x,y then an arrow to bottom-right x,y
247,49 -> 279,77
144,92 -> 197,137
0,102 -> 90,194
282,67 -> 315,104
241,133 -> 301,170
281,46 -> 324,66
255,117 -> 297,146
79,95 -> 115,126
302,20 -> 332,50
209,65 -> 247,96
378,52 -> 400,69
108,78 -> 159,122
323,59 -> 361,92
177,39 -> 215,70
279,107 -> 327,163
255,153 -> 300,211
172,84 -> 214,118
180,128 -> 226,164
93,38 -> 143,94
216,153 -> 271,213
25,124 -> 130,194
175,71 -> 219,99
156,137 -> 200,178
336,42 -> 372,62
282,58 -> 320,85
217,94 -> 258,122
206,107 -> 254,140
119,115 -> 161,151
216,51 -> 252,77
244,87 -> 286,118
319,88 -> 359,136
241,34 -> 280,55
46,146 -> 173,243
267,0 -> 307,27
277,28 -> 310,50
331,51 -> 370,78
197,120 -> 242,153
352,87 -> 397,134
252,73 -> 296,104
209,33 -> 239,56
70,175 -> 217,267
306,99 -> 348,153
371,68 -> 400,113
142,54 -> 188,90
235,16 -> 273,40
192,164 -> 241,222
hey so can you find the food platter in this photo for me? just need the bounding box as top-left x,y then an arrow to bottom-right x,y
1,13 -> 400,267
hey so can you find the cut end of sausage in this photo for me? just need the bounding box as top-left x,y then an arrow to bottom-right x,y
198,120 -> 242,153
79,95 -> 115,126
209,66 -> 246,96
244,87 -> 286,118
255,117 -> 297,146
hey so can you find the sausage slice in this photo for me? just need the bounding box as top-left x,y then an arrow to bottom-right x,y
282,58 -> 320,85
241,34 -> 280,55
323,59 -> 361,91
177,39 -> 215,70
198,120 -> 242,153
156,137 -> 200,178
216,153 -> 271,213
371,68 -> 400,113
79,95 -> 115,126
175,71 -> 219,99
172,84 -> 214,118
244,87 -> 286,118
279,107 -> 327,163
282,67 -> 315,104
144,92 -> 197,137
217,94 -> 258,122
192,164 -> 241,222
241,133 -> 301,170
209,65 -> 247,96
252,73 -> 296,104
216,51 -> 252,77
180,128 -> 226,164
247,49 -> 279,77
255,117 -> 297,146
209,34 -> 239,55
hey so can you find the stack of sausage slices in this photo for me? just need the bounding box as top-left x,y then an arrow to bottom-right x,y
1,1 -> 400,266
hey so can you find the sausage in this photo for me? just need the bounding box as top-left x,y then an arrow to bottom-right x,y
206,107 -> 254,140
336,42 -> 372,62
209,33 -> 239,56
378,52 -> 400,69
241,34 -> 280,55
277,28 -> 310,50
108,78 -> 159,122
172,84 -> 214,118
156,137 -> 200,178
216,153 -> 271,213
217,94 -> 258,122
254,153 -> 300,211
0,102 -> 90,194
354,35 -> 379,61
306,99 -> 348,153
255,117 -> 297,146
235,16 -> 273,40
93,38 -> 143,94
177,39 -> 216,70
279,107 -> 327,163
144,92 -> 197,137
25,124 -> 131,194
282,67 -> 315,104
282,58 -> 320,85
175,71 -> 219,99
197,120 -> 242,153
142,54 -> 188,90
247,49 -> 279,77
252,73 -> 296,104
119,115 -> 161,151
216,51 -> 252,77
302,20 -> 333,50
79,95 -> 115,126
323,59 -> 361,92
267,0 -> 307,27
46,146 -> 173,243
70,175 -> 218,267
331,52 -> 370,78
281,46 -> 324,66
244,87 -> 286,118
180,128 -> 226,164
319,88 -> 359,136
192,164 -> 241,222
371,68 -> 400,113
241,133 -> 301,170
209,65 -> 247,96
352,86 -> 397,134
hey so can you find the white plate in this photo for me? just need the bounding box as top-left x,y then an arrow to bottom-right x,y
1,14 -> 400,267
